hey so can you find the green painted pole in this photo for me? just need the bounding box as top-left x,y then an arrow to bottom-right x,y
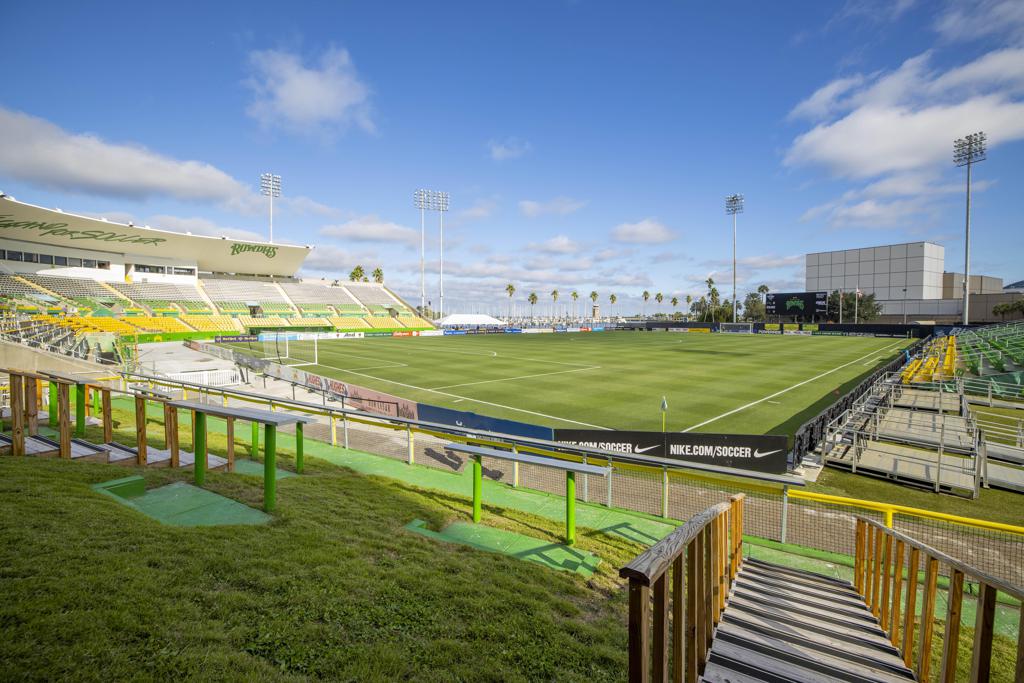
472,454 -> 482,523
295,422 -> 304,474
74,383 -> 86,437
264,424 -> 277,512
193,411 -> 207,486
566,471 -> 576,546
48,382 -> 58,427
251,421 -> 259,458
92,387 -> 100,414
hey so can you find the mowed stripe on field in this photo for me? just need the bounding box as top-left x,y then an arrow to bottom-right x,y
680,340 -> 906,432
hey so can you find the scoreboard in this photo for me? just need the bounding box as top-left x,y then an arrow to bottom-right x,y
766,291 -> 828,317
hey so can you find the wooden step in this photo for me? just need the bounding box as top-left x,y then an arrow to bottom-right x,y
736,570 -> 868,609
723,596 -> 898,654
702,638 -> 907,683
739,563 -> 863,600
730,581 -> 876,624
743,557 -> 856,590
728,587 -> 883,633
709,622 -> 914,683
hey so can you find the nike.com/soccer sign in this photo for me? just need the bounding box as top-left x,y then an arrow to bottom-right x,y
554,430 -> 789,474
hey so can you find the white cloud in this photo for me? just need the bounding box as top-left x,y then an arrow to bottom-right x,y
458,198 -> 498,221
487,137 -> 531,161
245,47 -> 373,135
529,235 -> 581,254
301,245 -> 370,274
933,0 -> 1024,43
785,51 -> 1024,179
789,76 -> 865,121
518,196 -> 587,217
283,195 -> 342,218
321,215 -> 418,246
0,107 -> 256,210
611,218 -> 676,244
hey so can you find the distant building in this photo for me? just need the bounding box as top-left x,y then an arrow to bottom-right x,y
805,241 -> 1019,323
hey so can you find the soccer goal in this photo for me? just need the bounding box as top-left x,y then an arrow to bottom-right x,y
262,333 -> 319,367
720,322 -> 754,334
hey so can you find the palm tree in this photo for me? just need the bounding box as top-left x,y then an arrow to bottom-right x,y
609,293 -> 617,317
655,292 -> 664,315
371,267 -> 384,284
505,283 -> 515,319
349,265 -> 365,282
551,289 -> 559,319
757,284 -> 769,303
671,296 -> 679,318
571,291 -> 579,319
589,290 -> 598,319
642,290 -> 650,318
685,294 -> 692,320
528,292 -> 538,319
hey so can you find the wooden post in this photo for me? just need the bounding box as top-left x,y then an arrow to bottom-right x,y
627,580 -> 651,683
56,383 -> 71,459
167,406 -> 179,468
9,374 -> 25,457
880,534 -> 893,631
969,583 -> 997,682
226,417 -> 235,472
702,525 -> 713,665
890,540 -> 905,646
917,556 -> 939,680
672,555 -> 685,683
24,377 -> 38,436
939,569 -> 964,683
652,572 -> 668,683
686,539 -> 698,683
854,520 -> 865,594
871,526 -> 884,616
1014,602 -> 1024,683
101,389 -> 112,444
134,396 -> 148,466
902,547 -> 920,669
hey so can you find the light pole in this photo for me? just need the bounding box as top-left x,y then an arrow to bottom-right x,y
954,132 -> 986,326
725,194 -> 744,323
414,189 -> 449,317
260,172 -> 281,243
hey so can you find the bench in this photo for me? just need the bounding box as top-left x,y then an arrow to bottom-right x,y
445,442 -> 612,545
167,399 -> 315,512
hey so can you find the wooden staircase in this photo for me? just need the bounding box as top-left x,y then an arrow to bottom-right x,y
701,557 -> 913,682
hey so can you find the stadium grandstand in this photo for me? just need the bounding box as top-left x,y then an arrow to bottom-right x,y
0,195 -> 432,363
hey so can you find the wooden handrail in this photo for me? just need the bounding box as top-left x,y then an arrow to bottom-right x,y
620,494 -> 744,683
855,517 -> 1024,682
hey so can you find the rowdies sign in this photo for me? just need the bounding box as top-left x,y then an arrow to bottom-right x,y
553,430 -> 789,474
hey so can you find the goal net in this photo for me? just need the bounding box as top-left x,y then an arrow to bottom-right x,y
720,322 -> 754,333
261,334 -> 318,367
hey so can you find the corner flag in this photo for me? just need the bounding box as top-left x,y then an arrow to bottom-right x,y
661,396 -> 668,432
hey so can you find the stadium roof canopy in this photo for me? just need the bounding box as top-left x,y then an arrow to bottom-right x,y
435,313 -> 507,327
0,195 -> 310,277
1005,280 -> 1024,292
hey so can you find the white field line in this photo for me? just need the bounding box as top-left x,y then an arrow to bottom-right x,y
431,365 -> 601,390
306,363 -> 611,429
681,341 -> 906,433
365,340 -> 595,368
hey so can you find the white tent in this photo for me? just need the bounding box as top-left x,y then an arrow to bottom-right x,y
434,313 -> 507,327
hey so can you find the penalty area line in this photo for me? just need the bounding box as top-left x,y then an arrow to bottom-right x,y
680,340 -> 906,433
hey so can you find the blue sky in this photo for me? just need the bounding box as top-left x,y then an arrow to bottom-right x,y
1,0 -> 1022,314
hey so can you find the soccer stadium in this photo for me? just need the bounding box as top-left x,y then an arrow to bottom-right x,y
3,5 -> 1024,682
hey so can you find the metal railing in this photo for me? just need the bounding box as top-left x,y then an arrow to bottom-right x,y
855,517 -> 1024,682
619,494 -> 744,683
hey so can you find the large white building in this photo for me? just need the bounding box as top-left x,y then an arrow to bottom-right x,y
805,241 -> 1020,322
805,242 -> 944,301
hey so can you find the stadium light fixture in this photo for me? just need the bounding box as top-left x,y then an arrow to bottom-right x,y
260,172 -> 282,243
725,194 -> 744,323
954,132 -> 986,325
414,189 -> 450,317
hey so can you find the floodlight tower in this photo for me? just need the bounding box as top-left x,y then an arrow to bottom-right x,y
725,194 -> 744,323
260,172 -> 281,243
414,189 -> 449,317
954,132 -> 986,326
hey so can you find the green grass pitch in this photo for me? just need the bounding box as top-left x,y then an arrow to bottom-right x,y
231,331 -> 914,436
